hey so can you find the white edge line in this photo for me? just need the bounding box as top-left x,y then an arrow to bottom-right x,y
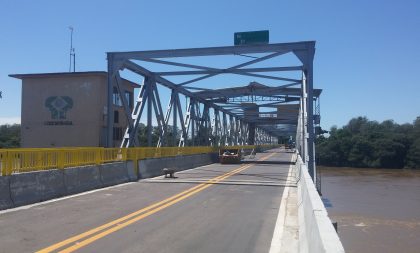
268,155 -> 295,253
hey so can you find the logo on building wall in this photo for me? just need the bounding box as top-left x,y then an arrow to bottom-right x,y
45,96 -> 73,119
44,96 -> 74,126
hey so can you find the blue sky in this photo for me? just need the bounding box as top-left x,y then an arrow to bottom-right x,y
0,0 -> 419,129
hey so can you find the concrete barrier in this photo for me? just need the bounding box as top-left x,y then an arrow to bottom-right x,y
9,170 -> 66,206
138,153 -> 217,179
295,154 -> 345,253
100,162 -> 129,187
0,176 -> 13,210
139,157 -> 168,179
65,166 -> 102,194
10,172 -> 42,206
1,153 -> 218,210
126,161 -> 138,181
36,170 -> 66,201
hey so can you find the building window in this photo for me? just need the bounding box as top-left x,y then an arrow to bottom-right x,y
114,110 -> 119,124
125,91 -> 133,109
113,87 -> 122,106
114,87 -> 133,109
113,127 -> 123,141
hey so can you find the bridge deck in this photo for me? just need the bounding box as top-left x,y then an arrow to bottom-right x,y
0,149 -> 298,253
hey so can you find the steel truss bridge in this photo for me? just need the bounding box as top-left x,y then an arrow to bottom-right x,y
106,41 -> 321,182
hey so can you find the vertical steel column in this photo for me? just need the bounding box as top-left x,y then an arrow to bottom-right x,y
255,128 -> 259,145
175,93 -> 187,147
234,118 -> 239,145
158,90 -> 174,147
191,99 -> 196,146
222,112 -> 227,146
241,121 -> 247,145
237,120 -> 242,145
261,130 -> 264,144
211,109 -> 215,146
147,77 -> 153,147
243,123 -> 248,145
248,123 -> 255,145
306,59 -> 316,182
152,83 -> 166,148
172,92 -> 178,147
301,72 -> 308,162
213,109 -> 220,146
204,105 -> 210,146
106,54 -> 115,147
198,104 -> 210,146
179,98 -> 192,147
295,96 -> 301,154
194,102 -> 202,145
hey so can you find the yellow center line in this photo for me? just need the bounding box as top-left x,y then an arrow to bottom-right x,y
35,165 -> 247,253
37,152 -> 276,253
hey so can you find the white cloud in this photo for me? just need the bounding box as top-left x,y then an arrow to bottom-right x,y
0,117 -> 21,125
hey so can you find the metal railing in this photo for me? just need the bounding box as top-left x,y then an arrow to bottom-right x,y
0,145 -> 278,176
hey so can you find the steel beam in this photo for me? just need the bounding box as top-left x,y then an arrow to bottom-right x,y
155,66 -> 303,76
110,41 -> 315,59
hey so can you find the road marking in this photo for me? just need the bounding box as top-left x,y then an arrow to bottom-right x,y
36,165 -> 247,253
36,152 -> 276,253
269,154 -> 295,253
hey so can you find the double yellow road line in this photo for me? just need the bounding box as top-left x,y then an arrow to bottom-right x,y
36,152 -> 275,253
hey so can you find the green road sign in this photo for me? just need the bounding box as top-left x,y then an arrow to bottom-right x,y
234,30 -> 269,46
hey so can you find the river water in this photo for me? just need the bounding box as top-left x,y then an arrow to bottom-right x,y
320,167 -> 420,253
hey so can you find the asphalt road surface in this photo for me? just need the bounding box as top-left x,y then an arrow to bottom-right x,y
0,149 -> 294,253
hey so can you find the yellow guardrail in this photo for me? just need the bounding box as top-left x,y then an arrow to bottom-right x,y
0,145 -> 278,176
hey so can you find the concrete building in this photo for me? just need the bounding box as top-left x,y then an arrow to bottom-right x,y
10,71 -> 138,148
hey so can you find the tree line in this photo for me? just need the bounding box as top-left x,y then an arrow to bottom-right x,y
0,123 -> 183,148
0,124 -> 20,148
2,116 -> 420,169
316,116 -> 420,169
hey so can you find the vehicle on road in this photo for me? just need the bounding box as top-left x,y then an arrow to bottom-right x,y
219,148 -> 242,164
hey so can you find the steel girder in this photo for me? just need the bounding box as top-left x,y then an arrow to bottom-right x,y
107,41 -> 319,182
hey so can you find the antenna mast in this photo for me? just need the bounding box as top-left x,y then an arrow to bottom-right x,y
68,26 -> 76,72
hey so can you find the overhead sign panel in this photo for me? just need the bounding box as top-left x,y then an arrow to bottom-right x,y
234,30 -> 269,46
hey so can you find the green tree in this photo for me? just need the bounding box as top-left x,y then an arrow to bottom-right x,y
316,116 -> 420,169
405,117 -> 420,168
136,123 -> 180,147
0,124 -> 20,148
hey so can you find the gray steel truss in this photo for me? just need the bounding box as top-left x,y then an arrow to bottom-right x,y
106,41 -> 320,183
